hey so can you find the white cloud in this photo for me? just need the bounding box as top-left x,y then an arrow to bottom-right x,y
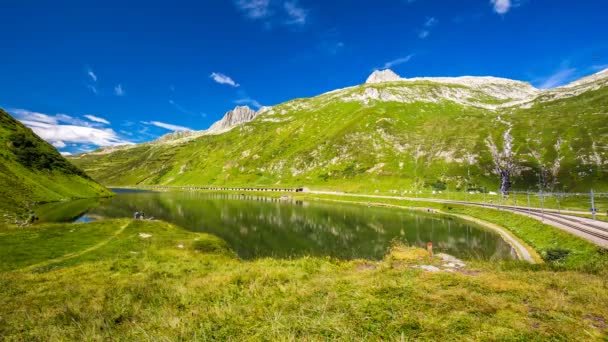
114,84 -> 125,96
284,1 -> 308,25
537,67 -> 577,89
210,72 -> 240,87
416,17 -> 437,39
52,141 -> 67,148
87,68 -> 97,82
20,120 -> 131,147
60,151 -> 72,156
11,109 -> 58,124
235,0 -> 271,19
84,114 -> 111,125
235,98 -> 263,109
12,109 -> 131,150
491,0 -> 511,14
377,55 -> 414,70
142,121 -> 192,132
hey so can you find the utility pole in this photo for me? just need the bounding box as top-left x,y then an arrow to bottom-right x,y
591,189 -> 597,220
483,187 -> 486,207
541,189 -> 545,221
513,192 -> 517,207
527,192 -> 531,215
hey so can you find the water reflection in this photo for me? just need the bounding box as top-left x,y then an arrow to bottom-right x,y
38,191 -> 517,261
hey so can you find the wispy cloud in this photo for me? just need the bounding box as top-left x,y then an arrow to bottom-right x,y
142,121 -> 192,132
169,100 -> 207,117
416,16 -> 438,39
86,66 -> 98,94
210,72 -> 240,87
418,30 -> 430,39
284,1 -> 308,25
84,114 -> 110,125
235,0 -> 271,19
424,17 -> 438,27
235,98 -> 263,109
12,109 -> 131,149
490,0 -> 518,15
234,0 -> 310,28
376,55 -> 414,70
86,84 -> 98,94
87,68 -> 97,82
537,67 -> 577,89
114,84 -> 125,96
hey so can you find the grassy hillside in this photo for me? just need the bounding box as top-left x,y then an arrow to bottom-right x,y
0,109 -> 111,223
69,79 -> 608,193
1,219 -> 606,340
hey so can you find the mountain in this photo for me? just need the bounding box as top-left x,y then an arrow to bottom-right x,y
208,106 -> 259,134
0,109 -> 111,223
68,69 -> 608,193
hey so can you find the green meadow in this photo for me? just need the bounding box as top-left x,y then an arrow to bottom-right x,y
1,197 -> 607,340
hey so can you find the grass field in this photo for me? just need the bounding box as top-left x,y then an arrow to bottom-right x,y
1,206 -> 607,340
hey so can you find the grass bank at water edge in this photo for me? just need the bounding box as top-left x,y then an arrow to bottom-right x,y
0,218 -> 607,340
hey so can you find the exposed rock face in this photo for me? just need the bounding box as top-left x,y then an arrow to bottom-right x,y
366,69 -> 402,84
208,106 -> 258,133
154,130 -> 199,143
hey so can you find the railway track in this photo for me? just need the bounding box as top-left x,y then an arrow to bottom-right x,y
449,201 -> 608,244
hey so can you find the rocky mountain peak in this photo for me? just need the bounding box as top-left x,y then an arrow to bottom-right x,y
366,69 -> 402,84
208,105 -> 258,133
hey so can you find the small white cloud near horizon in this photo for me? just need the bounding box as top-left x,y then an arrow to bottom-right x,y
376,55 -> 414,70
142,121 -> 192,132
114,84 -> 125,96
284,1 -> 308,25
491,0 -> 512,14
537,67 -> 577,89
84,114 -> 111,125
235,0 -> 271,19
235,98 -> 263,109
210,72 -> 240,87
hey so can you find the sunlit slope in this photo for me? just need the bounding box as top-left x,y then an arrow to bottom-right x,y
69,79 -> 608,193
0,109 -> 111,221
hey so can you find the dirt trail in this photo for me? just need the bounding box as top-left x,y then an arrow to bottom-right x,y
19,221 -> 131,272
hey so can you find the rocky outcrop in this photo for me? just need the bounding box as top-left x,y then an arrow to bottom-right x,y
154,130 -> 200,143
208,106 -> 258,134
366,69 -> 402,84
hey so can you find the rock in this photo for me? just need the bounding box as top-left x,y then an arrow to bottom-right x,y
413,265 -> 441,272
208,106 -> 258,133
177,244 -> 184,249
138,233 -> 152,239
366,69 -> 402,84
436,253 -> 466,267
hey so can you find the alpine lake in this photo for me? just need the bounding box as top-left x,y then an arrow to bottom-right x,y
35,189 -> 517,261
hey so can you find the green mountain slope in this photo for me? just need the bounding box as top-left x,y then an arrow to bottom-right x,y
0,109 -> 111,222
68,70 -> 608,193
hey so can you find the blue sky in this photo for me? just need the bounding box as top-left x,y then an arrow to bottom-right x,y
1,0 -> 607,154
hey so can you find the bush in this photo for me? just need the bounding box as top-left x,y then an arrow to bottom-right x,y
543,248 -> 571,262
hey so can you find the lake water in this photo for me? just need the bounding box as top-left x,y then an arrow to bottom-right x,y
37,190 -> 517,260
